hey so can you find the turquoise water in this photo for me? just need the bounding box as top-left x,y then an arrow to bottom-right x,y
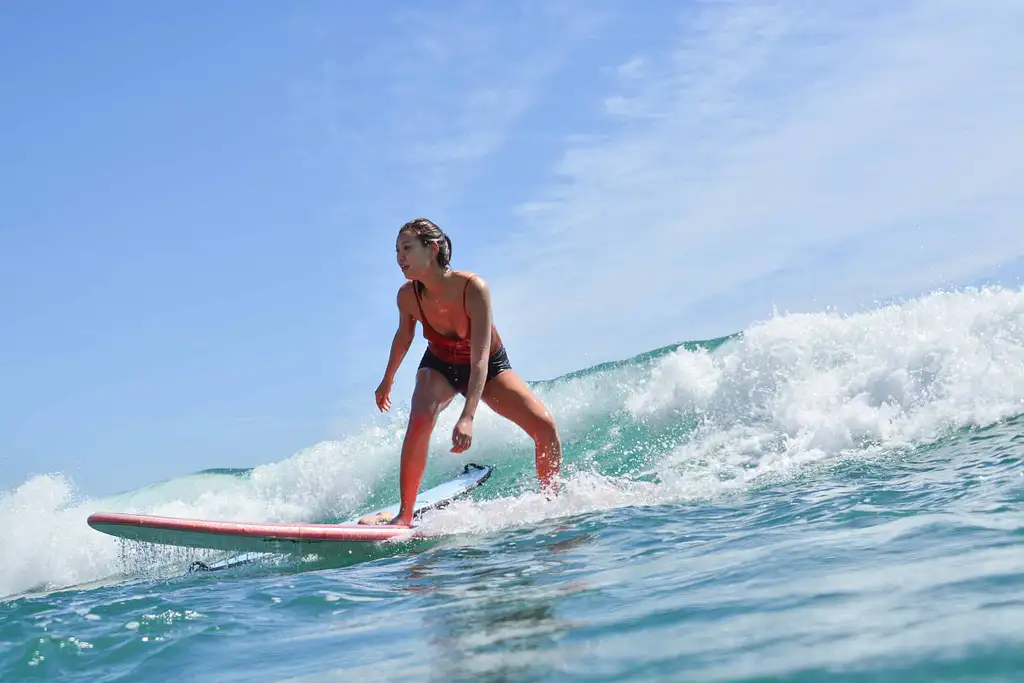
2,287 -> 1023,681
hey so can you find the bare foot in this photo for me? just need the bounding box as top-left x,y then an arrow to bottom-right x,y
357,511 -> 394,525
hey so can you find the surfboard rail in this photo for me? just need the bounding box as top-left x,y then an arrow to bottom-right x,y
86,463 -> 492,555
88,513 -> 417,542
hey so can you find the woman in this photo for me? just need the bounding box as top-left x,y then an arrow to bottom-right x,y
361,218 -> 561,526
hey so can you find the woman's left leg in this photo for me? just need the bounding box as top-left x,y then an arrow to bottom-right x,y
481,370 -> 561,493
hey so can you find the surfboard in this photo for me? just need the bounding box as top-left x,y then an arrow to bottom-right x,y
87,463 -> 492,561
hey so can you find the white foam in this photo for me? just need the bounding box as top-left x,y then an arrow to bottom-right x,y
0,474 -> 118,599
416,471 -> 662,539
629,286 -> 1024,478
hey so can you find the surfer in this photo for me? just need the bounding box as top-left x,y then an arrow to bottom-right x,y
360,218 -> 562,526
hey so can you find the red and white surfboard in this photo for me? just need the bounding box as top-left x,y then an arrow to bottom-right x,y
87,463 -> 492,555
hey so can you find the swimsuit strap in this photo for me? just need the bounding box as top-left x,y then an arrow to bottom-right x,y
413,281 -> 442,339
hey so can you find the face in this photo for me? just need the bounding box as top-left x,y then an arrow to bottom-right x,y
396,232 -> 437,280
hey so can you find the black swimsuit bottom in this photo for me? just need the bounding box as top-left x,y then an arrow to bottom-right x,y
418,345 -> 512,395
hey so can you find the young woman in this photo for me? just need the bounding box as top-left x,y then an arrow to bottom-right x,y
360,218 -> 561,526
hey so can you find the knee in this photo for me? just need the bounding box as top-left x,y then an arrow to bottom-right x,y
409,398 -> 443,426
530,412 -> 559,445
407,403 -> 436,423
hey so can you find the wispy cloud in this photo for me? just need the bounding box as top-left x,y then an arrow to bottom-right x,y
296,2 -> 606,215
489,0 -> 1024,377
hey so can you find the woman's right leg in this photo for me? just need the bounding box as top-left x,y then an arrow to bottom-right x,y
392,367 -> 458,525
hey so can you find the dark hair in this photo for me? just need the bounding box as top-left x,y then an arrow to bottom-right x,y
398,218 -> 452,268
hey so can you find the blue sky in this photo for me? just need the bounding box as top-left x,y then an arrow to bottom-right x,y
3,0 -> 1023,496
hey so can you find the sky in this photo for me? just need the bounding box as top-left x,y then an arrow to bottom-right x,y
2,0 -> 1023,496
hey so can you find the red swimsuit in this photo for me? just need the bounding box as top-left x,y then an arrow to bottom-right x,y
413,275 -> 511,394
413,276 -> 501,364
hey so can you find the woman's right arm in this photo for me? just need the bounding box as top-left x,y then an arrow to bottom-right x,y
376,287 -> 417,411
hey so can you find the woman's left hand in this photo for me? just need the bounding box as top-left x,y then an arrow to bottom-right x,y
451,415 -> 474,453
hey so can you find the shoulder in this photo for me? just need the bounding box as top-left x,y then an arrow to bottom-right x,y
456,270 -> 488,291
397,281 -> 417,309
458,271 -> 490,298
458,271 -> 491,313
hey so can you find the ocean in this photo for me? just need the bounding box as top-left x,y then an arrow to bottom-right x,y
2,287 -> 1022,682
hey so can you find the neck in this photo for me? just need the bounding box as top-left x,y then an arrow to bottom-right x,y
417,266 -> 448,292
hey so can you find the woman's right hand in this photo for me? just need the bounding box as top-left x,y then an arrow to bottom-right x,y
375,377 -> 393,412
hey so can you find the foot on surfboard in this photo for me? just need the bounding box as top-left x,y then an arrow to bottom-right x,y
357,511 -> 394,525
357,513 -> 414,528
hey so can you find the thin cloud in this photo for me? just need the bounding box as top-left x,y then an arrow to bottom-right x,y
348,3 -> 604,210
489,0 -> 1024,378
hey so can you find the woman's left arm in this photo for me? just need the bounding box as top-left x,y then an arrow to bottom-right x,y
452,276 -> 492,453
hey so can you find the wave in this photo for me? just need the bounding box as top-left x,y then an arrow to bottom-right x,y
2,286 -> 1023,597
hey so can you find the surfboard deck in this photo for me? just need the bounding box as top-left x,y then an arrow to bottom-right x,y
87,463 -> 492,563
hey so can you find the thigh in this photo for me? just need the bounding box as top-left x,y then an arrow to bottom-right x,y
411,367 -> 459,418
481,370 -> 555,434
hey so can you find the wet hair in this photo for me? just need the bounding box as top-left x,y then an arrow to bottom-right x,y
398,218 -> 452,268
